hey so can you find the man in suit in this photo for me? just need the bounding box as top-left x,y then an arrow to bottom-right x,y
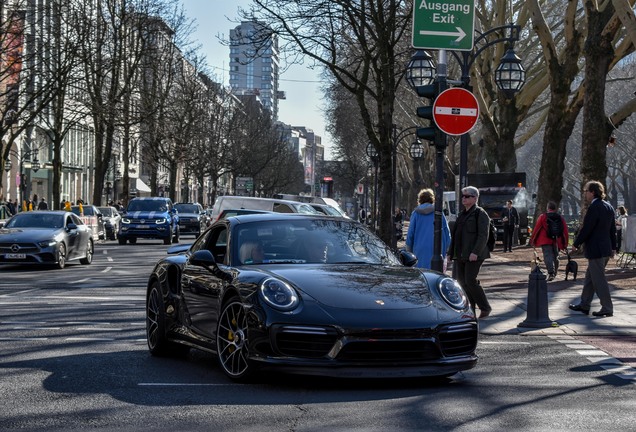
502,200 -> 519,252
569,180 -> 616,317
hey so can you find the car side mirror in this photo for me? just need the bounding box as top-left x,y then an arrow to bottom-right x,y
398,249 -> 418,267
190,249 -> 216,266
443,209 -> 449,216
66,223 -> 78,231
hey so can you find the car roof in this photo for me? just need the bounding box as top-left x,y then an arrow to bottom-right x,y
224,213 -> 351,224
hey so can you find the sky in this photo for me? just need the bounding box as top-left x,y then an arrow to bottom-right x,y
180,0 -> 332,158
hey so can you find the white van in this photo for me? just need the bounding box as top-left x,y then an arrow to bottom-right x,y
209,196 -> 319,223
443,191 -> 457,227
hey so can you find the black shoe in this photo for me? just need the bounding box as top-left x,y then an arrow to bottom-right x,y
592,310 -> 613,317
569,304 -> 590,315
478,309 -> 492,319
548,273 -> 555,281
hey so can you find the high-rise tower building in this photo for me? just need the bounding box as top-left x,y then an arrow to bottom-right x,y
229,21 -> 282,119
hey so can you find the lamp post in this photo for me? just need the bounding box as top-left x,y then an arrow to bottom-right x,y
450,24 -> 525,204
105,181 -> 112,203
366,142 -> 379,233
114,169 -> 122,203
4,149 -> 38,209
409,139 -> 425,189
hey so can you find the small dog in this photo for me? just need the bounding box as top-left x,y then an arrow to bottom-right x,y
564,250 -> 578,281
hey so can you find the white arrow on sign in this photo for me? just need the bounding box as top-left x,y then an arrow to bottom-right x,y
419,27 -> 466,43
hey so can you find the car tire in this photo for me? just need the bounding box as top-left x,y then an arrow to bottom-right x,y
216,297 -> 256,382
129,237 -> 137,245
146,282 -> 189,357
56,243 -> 66,269
80,239 -> 93,265
118,237 -> 126,245
163,231 -> 172,245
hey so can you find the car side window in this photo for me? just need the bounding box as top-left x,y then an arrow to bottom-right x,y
273,203 -> 293,213
203,226 -> 228,264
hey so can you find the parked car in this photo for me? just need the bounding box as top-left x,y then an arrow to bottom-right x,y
145,213 -> 477,381
174,203 -> 206,237
119,197 -> 179,245
216,208 -> 273,220
97,206 -> 122,240
70,205 -> 105,241
208,196 -> 319,223
309,202 -> 350,218
0,211 -> 93,269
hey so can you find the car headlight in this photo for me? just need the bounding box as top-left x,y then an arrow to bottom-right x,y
155,218 -> 167,224
121,218 -> 131,224
38,240 -> 57,248
438,277 -> 468,310
260,278 -> 299,311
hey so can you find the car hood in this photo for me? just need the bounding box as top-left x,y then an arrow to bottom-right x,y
0,227 -> 63,241
262,264 -> 436,310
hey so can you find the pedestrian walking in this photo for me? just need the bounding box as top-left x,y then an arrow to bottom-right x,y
615,206 -> 628,252
405,188 -> 451,269
37,197 -> 48,210
569,180 -> 616,317
502,199 -> 519,252
530,201 -> 569,281
447,186 -> 492,318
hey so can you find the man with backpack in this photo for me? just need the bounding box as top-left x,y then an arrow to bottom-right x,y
530,201 -> 569,281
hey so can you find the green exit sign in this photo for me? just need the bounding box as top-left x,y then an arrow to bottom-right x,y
412,0 -> 475,51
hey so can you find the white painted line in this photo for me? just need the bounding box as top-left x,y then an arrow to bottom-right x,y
101,266 -> 112,272
107,257 -> 113,262
0,337 -> 49,341
65,337 -> 115,341
70,278 -> 91,284
565,344 -> 597,350
600,364 -> 634,373
575,349 -> 608,356
587,357 -> 622,364
479,341 -> 531,345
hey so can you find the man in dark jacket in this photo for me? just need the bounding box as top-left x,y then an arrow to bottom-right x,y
569,180 -> 616,317
502,200 -> 519,252
447,186 -> 492,318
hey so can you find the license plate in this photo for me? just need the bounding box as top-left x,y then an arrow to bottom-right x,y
179,225 -> 186,229
6,253 -> 26,259
136,225 -> 149,229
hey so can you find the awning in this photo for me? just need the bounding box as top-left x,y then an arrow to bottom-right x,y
135,178 -> 151,192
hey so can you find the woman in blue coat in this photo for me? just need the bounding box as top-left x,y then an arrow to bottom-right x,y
405,188 -> 451,269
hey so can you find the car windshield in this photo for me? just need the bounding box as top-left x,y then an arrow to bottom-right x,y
234,219 -> 400,265
98,207 -> 113,217
127,200 -> 167,212
5,213 -> 64,229
175,204 -> 199,213
71,206 -> 97,216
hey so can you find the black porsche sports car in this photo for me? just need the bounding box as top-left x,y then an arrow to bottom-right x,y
146,214 -> 478,381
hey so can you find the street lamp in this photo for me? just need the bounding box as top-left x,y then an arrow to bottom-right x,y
409,138 -> 425,160
495,48 -> 526,96
405,50 -> 436,88
31,156 -> 40,173
366,142 -> 379,232
451,25 -> 525,198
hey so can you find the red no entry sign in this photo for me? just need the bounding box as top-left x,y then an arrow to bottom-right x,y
433,88 -> 479,136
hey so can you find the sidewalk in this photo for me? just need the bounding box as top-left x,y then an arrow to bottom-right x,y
476,247 -> 636,336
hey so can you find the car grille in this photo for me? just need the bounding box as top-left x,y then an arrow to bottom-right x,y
272,323 -> 477,362
0,242 -> 38,253
273,325 -> 338,358
438,323 -> 478,356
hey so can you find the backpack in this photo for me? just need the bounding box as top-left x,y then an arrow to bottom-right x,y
545,212 -> 564,240
477,209 -> 497,252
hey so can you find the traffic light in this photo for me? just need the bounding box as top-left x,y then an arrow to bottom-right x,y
415,80 -> 447,147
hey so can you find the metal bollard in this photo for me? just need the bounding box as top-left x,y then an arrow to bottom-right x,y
518,266 -> 558,328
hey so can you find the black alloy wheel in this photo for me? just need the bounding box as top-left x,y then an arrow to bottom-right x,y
146,282 -> 188,356
216,298 -> 254,381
